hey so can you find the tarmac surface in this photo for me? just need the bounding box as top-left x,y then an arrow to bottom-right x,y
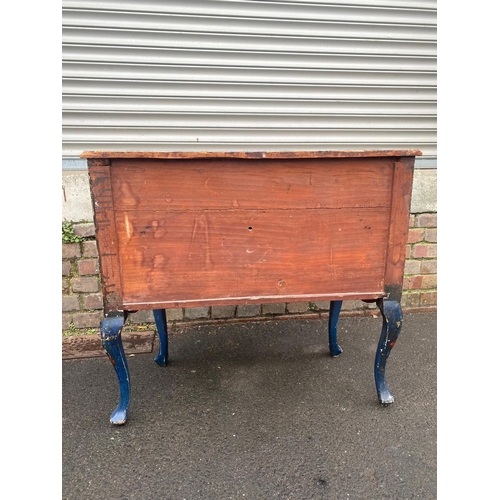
62,311 -> 437,500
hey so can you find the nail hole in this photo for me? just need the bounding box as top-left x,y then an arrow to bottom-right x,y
248,227 -> 253,231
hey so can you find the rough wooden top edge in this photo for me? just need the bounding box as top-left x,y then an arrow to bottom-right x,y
80,149 -> 422,160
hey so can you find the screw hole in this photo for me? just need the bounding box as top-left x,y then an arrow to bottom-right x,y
248,227 -> 253,231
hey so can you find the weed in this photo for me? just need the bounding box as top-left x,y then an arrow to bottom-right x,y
63,323 -> 98,337
62,221 -> 84,244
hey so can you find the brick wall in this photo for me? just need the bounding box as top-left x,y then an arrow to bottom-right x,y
62,214 -> 437,333
402,213 -> 437,309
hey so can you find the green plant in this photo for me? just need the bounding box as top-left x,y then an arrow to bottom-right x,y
62,221 -> 84,244
62,323 -> 80,336
63,323 -> 98,337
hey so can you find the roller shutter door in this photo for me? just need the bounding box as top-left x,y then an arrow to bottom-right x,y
62,0 -> 437,162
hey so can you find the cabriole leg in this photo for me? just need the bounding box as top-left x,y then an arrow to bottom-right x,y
328,300 -> 343,356
374,299 -> 403,405
100,311 -> 130,425
153,309 -> 168,367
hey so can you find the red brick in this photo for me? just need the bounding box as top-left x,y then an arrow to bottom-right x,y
72,312 -> 103,328
72,277 -> 99,293
406,245 -> 411,259
421,275 -> 437,289
62,261 -> 72,276
407,228 -> 424,244
416,213 -> 437,228
84,294 -> 104,310
404,260 -> 421,275
82,240 -> 98,258
62,278 -> 70,294
421,261 -> 437,274
73,223 -> 96,238
425,229 -> 437,243
408,275 -> 423,290
408,214 -> 415,228
413,244 -> 437,259
420,291 -> 437,306
403,277 -> 410,290
78,259 -> 99,276
62,243 -> 81,259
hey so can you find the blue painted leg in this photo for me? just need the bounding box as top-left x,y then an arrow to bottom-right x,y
328,300 -> 343,356
100,312 -> 130,425
153,309 -> 168,367
374,299 -> 403,405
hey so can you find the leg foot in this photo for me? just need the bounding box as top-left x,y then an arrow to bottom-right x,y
153,309 -> 168,367
328,300 -> 343,356
100,312 -> 130,425
374,299 -> 403,405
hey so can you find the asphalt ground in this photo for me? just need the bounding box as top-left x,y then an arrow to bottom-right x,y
62,311 -> 437,500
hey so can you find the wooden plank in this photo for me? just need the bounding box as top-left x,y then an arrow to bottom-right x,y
122,292 -> 384,310
81,150 -> 422,160
111,158 -> 393,211
383,157 -> 415,300
87,152 -> 418,311
87,159 -> 124,312
114,208 -> 390,307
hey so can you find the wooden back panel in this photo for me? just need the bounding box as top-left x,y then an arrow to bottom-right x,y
87,152 -> 416,312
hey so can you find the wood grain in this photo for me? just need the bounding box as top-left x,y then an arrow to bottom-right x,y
87,152 -> 417,311
110,158 -> 393,211
87,159 -> 124,311
383,157 -> 415,297
114,208 -> 389,307
81,150 -> 422,160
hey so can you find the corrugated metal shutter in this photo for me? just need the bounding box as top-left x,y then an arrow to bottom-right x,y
62,0 -> 437,160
